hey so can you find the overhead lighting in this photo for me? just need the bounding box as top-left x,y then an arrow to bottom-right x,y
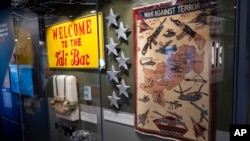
80,0 -> 97,5
28,33 -> 31,40
90,10 -> 96,14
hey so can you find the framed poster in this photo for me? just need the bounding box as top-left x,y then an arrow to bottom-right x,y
133,0 -> 215,141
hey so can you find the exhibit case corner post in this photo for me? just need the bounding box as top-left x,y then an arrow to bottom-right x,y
232,0 -> 250,125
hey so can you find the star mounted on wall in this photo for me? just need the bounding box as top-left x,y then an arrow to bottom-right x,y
107,91 -> 121,109
105,8 -> 119,27
105,37 -> 119,56
116,79 -> 131,98
115,22 -> 128,41
107,65 -> 120,83
115,51 -> 130,70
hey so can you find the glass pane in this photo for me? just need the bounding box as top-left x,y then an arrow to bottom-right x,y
0,0 -> 236,141
213,0 -> 235,131
12,9 -> 50,141
42,2 -> 104,141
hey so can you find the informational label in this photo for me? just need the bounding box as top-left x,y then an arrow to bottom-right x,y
0,9 -> 15,88
0,22 -> 9,42
1,88 -> 13,108
83,86 -> 92,100
80,111 -> 97,124
46,13 -> 104,69
104,109 -> 134,126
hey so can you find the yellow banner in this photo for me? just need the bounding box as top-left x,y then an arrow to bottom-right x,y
46,13 -> 104,69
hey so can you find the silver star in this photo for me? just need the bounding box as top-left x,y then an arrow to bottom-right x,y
107,65 -> 120,83
105,37 -> 118,56
105,8 -> 118,27
115,51 -> 129,70
115,22 -> 128,40
116,79 -> 131,98
108,91 -> 121,108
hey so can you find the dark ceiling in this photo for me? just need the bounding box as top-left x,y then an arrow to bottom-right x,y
0,1 -> 10,9
10,0 -> 102,14
8,0 -> 235,21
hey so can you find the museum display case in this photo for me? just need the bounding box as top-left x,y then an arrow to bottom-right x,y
0,0 -> 240,141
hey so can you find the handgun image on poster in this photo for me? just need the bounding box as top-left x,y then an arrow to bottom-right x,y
50,75 -> 79,121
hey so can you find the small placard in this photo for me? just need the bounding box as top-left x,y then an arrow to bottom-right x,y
104,109 -> 134,126
83,86 -> 92,100
80,111 -> 97,124
1,88 -> 13,108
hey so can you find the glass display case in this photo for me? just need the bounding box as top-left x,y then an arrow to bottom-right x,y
0,0 -> 238,141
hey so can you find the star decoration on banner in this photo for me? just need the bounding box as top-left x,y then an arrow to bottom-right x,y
105,37 -> 119,56
116,79 -> 131,98
105,8 -> 119,27
107,65 -> 120,83
108,91 -> 121,108
115,22 -> 128,41
116,51 -> 129,70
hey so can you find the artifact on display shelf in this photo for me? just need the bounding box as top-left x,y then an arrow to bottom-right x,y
50,75 -> 79,121
133,0 -> 215,141
46,13 -> 104,69
70,130 -> 97,141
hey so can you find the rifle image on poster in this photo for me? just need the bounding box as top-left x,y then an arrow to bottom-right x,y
141,18 -> 166,56
170,17 -> 206,50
